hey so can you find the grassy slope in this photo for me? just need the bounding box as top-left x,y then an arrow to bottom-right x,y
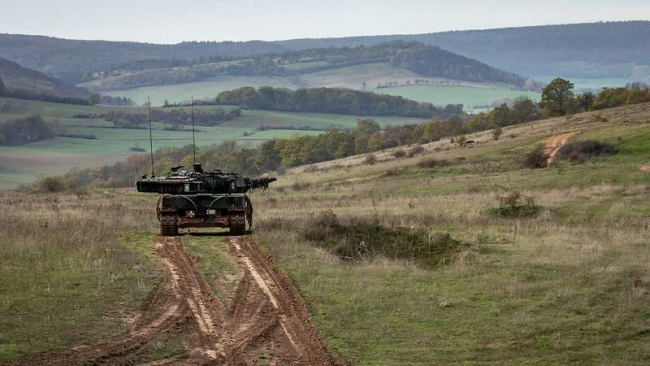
249,103 -> 650,365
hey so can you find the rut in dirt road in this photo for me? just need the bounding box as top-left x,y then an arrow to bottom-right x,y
2,235 -> 345,366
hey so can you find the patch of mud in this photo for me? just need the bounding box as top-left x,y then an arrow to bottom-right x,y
2,236 -> 345,366
544,132 -> 576,165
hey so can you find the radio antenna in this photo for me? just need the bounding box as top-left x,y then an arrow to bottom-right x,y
191,96 -> 196,166
148,96 -> 155,178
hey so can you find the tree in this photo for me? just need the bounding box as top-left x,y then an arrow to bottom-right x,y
540,78 -> 576,117
577,92 -> 595,112
493,126 -> 503,141
511,97 -> 540,123
492,103 -> 514,127
90,94 -> 101,105
354,118 -> 380,136
0,78 -> 5,96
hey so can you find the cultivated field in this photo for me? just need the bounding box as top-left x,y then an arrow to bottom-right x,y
1,103 -> 649,364
0,97 -> 426,189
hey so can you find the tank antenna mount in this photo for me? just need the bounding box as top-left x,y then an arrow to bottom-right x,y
191,96 -> 196,166
148,96 -> 155,178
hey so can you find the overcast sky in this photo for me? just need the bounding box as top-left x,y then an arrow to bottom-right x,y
1,0 -> 648,43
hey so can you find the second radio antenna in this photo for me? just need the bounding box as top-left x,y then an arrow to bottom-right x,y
191,96 -> 196,166
148,96 -> 155,178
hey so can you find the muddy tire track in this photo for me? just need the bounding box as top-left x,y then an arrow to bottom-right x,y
544,132 -> 576,165
2,236 -> 344,366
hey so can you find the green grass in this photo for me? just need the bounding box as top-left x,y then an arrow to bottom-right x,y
251,109 -> 650,364
376,84 -> 541,111
103,75 -> 298,106
0,194 -> 161,360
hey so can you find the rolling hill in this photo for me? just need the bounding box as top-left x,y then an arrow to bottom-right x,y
0,57 -> 90,99
0,21 -> 647,84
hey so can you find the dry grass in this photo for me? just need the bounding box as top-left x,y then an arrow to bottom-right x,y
0,190 -> 160,359
251,107 -> 650,365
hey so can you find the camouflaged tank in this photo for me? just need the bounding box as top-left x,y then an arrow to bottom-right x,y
136,163 -> 276,236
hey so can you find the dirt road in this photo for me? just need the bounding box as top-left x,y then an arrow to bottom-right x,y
544,132 -> 576,166
4,236 -> 345,366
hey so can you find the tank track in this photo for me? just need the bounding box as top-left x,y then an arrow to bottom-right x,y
160,215 -> 178,236
229,214 -> 246,236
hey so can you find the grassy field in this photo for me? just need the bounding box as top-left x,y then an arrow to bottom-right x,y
1,103 -> 650,364
0,97 -> 428,189
0,191 -> 161,360
98,61 -> 539,111
246,103 -> 650,364
103,75 -> 298,106
376,84 -> 541,112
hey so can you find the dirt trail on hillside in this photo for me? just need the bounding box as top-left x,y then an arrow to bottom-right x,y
544,132 -> 576,165
3,236 -> 344,366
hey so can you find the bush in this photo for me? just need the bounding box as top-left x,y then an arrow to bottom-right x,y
291,181 -> 311,191
556,139 -> 618,163
521,145 -> 549,169
392,149 -> 406,158
297,210 -> 461,267
407,145 -> 425,157
416,158 -> 449,169
364,153 -> 377,165
130,146 -> 146,152
489,191 -> 542,218
35,176 -> 67,193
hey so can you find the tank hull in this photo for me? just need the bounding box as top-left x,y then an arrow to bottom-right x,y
156,193 -> 249,236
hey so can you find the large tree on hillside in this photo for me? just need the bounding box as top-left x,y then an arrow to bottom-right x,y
541,78 -> 576,117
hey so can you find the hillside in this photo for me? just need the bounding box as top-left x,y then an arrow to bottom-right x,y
79,42 -> 534,92
2,102 -> 650,364
278,21 -> 650,81
0,57 -> 90,99
0,21 -> 647,83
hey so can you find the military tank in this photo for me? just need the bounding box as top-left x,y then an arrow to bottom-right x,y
136,163 -> 276,236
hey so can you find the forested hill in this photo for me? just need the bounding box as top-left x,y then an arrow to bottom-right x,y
0,35 -> 285,82
1,21 -> 647,83
0,57 -> 90,99
80,41 -> 535,92
278,21 -> 650,80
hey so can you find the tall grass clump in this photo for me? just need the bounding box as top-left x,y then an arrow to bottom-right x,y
521,145 -> 549,169
270,210 -> 462,267
557,139 -> 618,162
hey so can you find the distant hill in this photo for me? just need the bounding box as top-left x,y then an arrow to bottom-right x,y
78,41 -> 535,93
0,57 -> 90,99
0,21 -> 648,83
278,21 -> 650,81
0,35 -> 285,83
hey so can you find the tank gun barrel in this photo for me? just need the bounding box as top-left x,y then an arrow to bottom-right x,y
249,177 -> 277,191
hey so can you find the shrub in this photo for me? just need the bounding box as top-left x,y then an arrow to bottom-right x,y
521,145 -> 549,169
35,176 -> 67,193
556,139 -> 618,163
297,210 -> 461,267
291,181 -> 311,191
416,158 -> 449,169
364,154 -> 377,165
392,149 -> 406,158
493,127 -> 503,141
406,145 -> 425,157
130,146 -> 146,152
489,191 -> 542,218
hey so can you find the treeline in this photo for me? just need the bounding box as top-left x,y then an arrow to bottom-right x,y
216,86 -> 463,119
102,108 -> 241,128
0,115 -> 53,146
99,95 -> 134,106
